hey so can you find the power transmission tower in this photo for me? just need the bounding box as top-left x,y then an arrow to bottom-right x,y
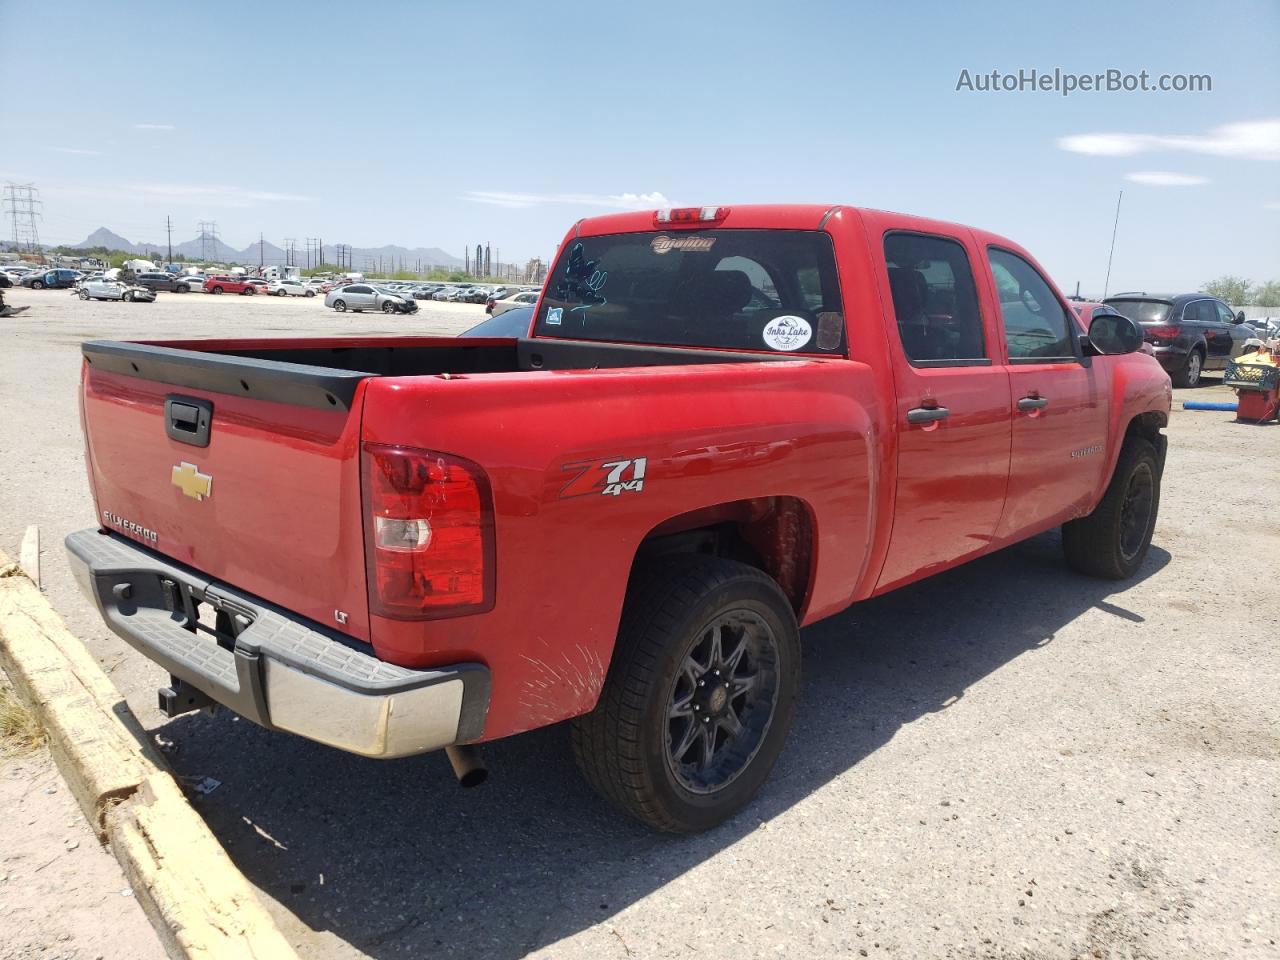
197,221 -> 219,263
3,183 -> 42,253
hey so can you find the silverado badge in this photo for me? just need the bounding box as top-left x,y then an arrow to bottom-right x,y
171,462 -> 213,501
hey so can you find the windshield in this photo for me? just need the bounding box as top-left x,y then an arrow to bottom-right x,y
532,229 -> 845,354
1105,298 -> 1172,324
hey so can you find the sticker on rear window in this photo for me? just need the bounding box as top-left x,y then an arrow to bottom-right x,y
762,316 -> 812,351
547,307 -> 563,326
651,235 -> 717,255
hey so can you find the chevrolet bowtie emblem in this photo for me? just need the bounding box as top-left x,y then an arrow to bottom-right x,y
171,462 -> 213,501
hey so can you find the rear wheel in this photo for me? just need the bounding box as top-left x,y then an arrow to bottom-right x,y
211,286 -> 224,294
1172,348 -> 1203,388
332,299 -> 346,312
572,557 -> 800,833
1063,437 -> 1160,579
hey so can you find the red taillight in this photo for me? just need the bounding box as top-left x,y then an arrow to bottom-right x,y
362,443 -> 495,620
655,206 -> 729,224
1145,325 -> 1179,340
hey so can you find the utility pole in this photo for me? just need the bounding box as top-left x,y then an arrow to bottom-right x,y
318,238 -> 323,267
259,232 -> 264,269
1103,190 -> 1123,299
3,183 -> 42,253
166,215 -> 173,264
283,238 -> 295,267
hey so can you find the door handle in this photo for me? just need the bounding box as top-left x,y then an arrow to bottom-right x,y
906,406 -> 950,425
1017,396 -> 1049,412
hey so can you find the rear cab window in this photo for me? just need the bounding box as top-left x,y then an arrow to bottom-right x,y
532,229 -> 846,355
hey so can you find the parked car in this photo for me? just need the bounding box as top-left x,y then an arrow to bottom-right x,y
464,288 -> 491,304
445,287 -> 472,302
203,275 -> 258,295
461,304 -> 533,337
268,279 -> 315,297
77,279 -> 156,302
486,290 -> 540,316
133,271 -> 199,293
304,278 -> 328,294
245,278 -> 270,294
68,203 -> 1168,834
1103,292 -> 1253,387
21,268 -> 80,290
324,283 -> 417,314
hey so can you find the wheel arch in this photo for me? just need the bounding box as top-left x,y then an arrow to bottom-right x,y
630,495 -> 817,621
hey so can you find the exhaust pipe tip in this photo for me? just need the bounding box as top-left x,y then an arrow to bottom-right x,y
445,745 -> 488,788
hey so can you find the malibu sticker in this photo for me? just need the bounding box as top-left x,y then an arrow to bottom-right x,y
762,315 -> 812,351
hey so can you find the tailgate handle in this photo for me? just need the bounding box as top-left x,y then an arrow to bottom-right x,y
165,395 -> 213,447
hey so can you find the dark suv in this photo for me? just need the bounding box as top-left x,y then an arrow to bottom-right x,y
134,272 -> 198,293
20,268 -> 80,290
1104,292 -> 1251,387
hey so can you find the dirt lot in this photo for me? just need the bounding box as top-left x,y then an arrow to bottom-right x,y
1,285 -> 1277,959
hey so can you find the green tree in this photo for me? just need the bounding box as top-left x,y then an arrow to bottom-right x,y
1252,280 -> 1280,308
1202,275 -> 1252,305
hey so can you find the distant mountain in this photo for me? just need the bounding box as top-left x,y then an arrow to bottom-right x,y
69,228 -> 466,269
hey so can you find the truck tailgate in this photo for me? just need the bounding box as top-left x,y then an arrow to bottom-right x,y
80,341 -> 374,642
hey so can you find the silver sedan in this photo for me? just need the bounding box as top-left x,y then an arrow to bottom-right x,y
323,283 -> 417,314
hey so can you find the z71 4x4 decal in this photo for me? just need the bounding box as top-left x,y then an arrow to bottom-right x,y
559,457 -> 648,499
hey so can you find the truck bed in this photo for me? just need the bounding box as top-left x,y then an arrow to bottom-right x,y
82,336 -> 795,411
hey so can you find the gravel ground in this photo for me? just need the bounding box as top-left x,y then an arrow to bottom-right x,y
1,285 -> 1276,960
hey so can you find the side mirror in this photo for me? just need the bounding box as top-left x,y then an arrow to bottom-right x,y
1236,311 -> 1246,324
1087,312 -> 1144,355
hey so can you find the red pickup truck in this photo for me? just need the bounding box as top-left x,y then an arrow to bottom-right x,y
67,204 -> 1171,832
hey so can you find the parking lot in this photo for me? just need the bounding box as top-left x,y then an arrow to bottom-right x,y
1,285 -> 1277,959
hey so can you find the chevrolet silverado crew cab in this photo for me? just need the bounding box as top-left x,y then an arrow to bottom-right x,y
67,204 -> 1171,833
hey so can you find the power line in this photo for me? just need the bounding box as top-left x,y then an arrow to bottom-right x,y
197,220 -> 219,262
4,183 -> 42,253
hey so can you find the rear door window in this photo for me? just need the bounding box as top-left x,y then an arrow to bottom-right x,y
533,229 -> 845,354
884,232 -> 987,364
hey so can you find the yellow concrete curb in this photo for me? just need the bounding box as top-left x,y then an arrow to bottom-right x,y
0,553 -> 298,960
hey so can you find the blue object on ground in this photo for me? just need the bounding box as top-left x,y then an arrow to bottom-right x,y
1182,401 -> 1238,411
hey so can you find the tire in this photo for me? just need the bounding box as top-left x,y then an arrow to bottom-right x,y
1172,348 -> 1203,388
31,280 -> 44,290
572,557 -> 800,833
176,284 -> 188,293
1063,437 -> 1161,580
305,290 -> 315,297
332,299 -> 346,313
242,288 -> 255,296
277,289 -> 288,297
122,291 -> 134,302
211,286 -> 224,294
381,301 -> 396,314
78,289 -> 89,300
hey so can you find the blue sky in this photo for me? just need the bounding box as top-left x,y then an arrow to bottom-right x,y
3,0 -> 1277,294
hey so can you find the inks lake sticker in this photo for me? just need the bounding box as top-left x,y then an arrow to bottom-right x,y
762,315 -> 812,351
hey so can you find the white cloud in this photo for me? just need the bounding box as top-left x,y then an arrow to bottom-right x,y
1125,171 -> 1210,187
465,190 -> 672,210
134,123 -> 175,130
41,182 -> 314,208
1265,201 -> 1280,211
55,147 -> 101,156
1058,118 -> 1280,162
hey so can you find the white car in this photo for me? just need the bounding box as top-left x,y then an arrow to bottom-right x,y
78,279 -> 156,302
487,290 -> 541,317
268,279 -> 315,297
